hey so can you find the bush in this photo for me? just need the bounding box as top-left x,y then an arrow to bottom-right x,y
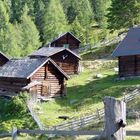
0,92 -> 28,116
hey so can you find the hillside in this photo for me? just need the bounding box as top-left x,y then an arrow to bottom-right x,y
81,43 -> 117,60
0,44 -> 140,139
33,44 -> 140,127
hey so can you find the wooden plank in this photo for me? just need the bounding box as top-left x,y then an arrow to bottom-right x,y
18,129 -> 100,136
0,133 -> 11,138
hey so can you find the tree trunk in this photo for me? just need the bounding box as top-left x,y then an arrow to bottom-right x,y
98,96 -> 126,140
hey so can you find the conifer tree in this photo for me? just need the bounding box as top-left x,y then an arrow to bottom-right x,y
92,0 -> 111,28
0,1 -> 22,57
34,0 -> 46,41
43,0 -> 68,44
107,0 -> 140,31
19,5 -> 41,56
71,0 -> 94,44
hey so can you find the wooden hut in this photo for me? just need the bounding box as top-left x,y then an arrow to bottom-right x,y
30,47 -> 81,75
0,51 -> 9,66
112,27 -> 140,77
0,57 -> 69,98
50,32 -> 81,53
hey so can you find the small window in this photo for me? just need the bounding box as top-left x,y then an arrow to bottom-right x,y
63,44 -> 69,48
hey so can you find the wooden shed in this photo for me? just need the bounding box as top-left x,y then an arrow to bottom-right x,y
50,32 -> 81,53
0,57 -> 69,98
30,47 -> 81,75
112,27 -> 140,77
0,51 -> 9,66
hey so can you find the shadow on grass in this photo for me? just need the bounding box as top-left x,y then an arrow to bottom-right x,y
54,74 -> 140,111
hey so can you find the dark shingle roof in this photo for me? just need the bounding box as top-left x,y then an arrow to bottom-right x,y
112,27 -> 140,57
31,47 -> 64,57
0,57 -> 69,79
30,47 -> 81,59
51,32 -> 81,44
0,51 -> 10,61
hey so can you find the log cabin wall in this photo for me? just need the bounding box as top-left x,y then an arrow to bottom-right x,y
31,66 -> 45,95
0,78 -> 29,92
51,34 -> 80,51
50,50 -> 79,75
30,63 -> 64,97
46,63 -> 64,97
0,61 -> 66,97
119,55 -> 140,77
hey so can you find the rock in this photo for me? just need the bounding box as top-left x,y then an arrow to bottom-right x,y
70,99 -> 78,104
114,67 -> 119,72
58,116 -> 70,120
96,74 -> 103,78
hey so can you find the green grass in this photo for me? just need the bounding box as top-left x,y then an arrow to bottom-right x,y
0,94 -> 37,133
81,43 -> 117,60
36,65 -> 140,127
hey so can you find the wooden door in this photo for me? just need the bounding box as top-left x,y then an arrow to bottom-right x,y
135,55 -> 140,75
30,86 -> 37,101
41,81 -> 48,96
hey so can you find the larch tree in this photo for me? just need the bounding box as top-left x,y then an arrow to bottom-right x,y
43,0 -> 68,44
0,1 -> 22,57
33,0 -> 46,41
19,5 -> 41,56
70,0 -> 94,45
107,0 -> 140,31
92,0 -> 111,28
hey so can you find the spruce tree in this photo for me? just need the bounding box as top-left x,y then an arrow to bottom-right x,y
43,0 -> 68,44
107,0 -> 140,31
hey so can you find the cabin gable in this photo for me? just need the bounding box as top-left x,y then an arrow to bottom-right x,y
50,50 -> 79,75
51,32 -> 80,52
30,62 -> 66,97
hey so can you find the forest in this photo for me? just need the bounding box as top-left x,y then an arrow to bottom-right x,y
0,0 -> 140,57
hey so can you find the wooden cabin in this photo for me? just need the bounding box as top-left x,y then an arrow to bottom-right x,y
30,47 -> 81,75
0,51 -> 9,66
50,32 -> 81,53
112,27 -> 140,77
0,57 -> 69,98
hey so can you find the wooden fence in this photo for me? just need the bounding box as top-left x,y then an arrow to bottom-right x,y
50,88 -> 140,130
27,100 -> 45,130
50,109 -> 104,131
79,34 -> 125,53
2,128 -> 138,140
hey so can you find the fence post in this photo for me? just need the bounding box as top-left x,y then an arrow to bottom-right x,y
97,96 -> 126,140
96,108 -> 101,120
12,127 -> 18,140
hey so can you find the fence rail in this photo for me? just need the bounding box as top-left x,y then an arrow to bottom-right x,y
27,100 -> 45,130
10,128 -> 140,140
79,34 -> 125,53
51,88 -> 140,130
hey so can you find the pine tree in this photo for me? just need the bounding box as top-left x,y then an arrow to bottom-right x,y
107,0 -> 140,31
19,5 -> 41,56
43,0 -> 68,44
